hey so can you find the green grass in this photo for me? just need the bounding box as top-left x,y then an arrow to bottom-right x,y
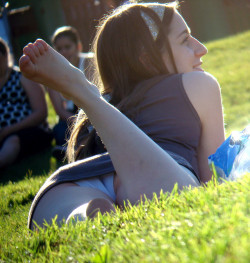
0,31 -> 250,262
203,30 -> 250,135
0,176 -> 249,262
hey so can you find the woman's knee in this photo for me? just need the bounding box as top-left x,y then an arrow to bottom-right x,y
0,135 -> 21,167
31,183 -> 115,228
5,135 -> 20,148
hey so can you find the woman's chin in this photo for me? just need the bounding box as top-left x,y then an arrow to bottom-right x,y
193,68 -> 204,72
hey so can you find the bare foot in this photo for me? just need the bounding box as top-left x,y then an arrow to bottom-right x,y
19,39 -> 100,106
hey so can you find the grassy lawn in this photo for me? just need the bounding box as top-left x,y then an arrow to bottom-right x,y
203,30 -> 250,135
0,31 -> 250,262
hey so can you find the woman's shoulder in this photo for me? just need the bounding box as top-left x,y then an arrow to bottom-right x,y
79,52 -> 94,59
78,52 -> 94,75
12,65 -> 20,72
181,71 -> 222,120
144,72 -> 219,92
7,66 -> 20,77
182,71 -> 220,95
143,73 -> 181,88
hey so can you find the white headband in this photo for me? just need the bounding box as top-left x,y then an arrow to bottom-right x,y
140,5 -> 165,40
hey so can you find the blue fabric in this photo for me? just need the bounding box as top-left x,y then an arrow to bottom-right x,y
208,126 -> 250,179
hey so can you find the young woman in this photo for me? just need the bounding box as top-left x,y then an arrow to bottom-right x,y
0,38 -> 52,169
19,2 -> 225,229
48,26 -> 94,160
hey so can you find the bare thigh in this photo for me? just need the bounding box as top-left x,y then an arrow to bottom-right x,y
0,135 -> 20,168
31,182 -> 114,229
114,165 -> 200,207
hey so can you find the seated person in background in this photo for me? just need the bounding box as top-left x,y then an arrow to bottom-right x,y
0,38 -> 53,169
48,26 -> 94,161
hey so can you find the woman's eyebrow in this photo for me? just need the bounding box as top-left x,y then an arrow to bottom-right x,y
177,28 -> 191,38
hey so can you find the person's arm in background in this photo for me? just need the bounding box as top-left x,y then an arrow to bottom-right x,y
0,75 -> 47,143
47,89 -> 74,122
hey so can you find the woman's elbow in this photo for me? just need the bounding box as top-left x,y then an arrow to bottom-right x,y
34,105 -> 48,124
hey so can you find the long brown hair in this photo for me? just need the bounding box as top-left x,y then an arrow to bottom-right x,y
67,2 -> 178,162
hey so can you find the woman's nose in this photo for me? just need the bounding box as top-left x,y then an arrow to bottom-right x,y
194,38 -> 208,57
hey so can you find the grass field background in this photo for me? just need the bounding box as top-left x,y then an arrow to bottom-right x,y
0,31 -> 249,262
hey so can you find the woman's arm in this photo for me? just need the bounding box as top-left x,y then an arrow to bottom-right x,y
47,89 -> 73,122
182,72 -> 225,183
0,75 -> 47,142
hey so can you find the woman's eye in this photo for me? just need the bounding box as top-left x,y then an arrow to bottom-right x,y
182,36 -> 189,44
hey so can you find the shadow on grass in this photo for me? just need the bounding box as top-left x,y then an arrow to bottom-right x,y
0,146 -> 66,185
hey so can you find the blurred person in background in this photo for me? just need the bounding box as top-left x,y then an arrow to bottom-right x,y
0,38 -> 52,169
48,26 -> 94,161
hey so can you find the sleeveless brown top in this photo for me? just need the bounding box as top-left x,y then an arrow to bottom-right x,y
129,73 -> 201,177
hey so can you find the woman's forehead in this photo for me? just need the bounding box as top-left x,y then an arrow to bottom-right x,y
168,11 -> 189,38
55,36 -> 74,45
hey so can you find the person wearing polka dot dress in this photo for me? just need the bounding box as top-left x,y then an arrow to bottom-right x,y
0,38 -> 53,169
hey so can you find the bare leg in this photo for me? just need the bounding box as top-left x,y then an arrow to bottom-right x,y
31,183 -> 115,229
20,40 -> 100,107
66,197 -> 115,223
0,136 -> 20,168
20,40 -> 199,207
